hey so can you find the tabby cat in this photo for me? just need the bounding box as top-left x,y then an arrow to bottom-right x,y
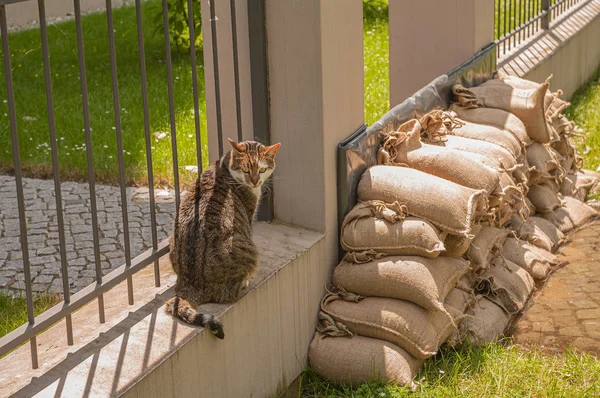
166,138 -> 281,339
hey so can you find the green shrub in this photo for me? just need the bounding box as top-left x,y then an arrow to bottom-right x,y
151,0 -> 202,53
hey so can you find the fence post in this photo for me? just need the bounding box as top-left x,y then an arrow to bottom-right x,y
265,0 -> 364,267
542,0 -> 551,29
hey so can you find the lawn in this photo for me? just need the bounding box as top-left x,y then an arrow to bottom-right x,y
566,67 -> 600,173
0,0 -> 208,187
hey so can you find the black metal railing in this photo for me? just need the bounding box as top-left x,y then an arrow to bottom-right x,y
495,0 -> 589,57
0,0 -> 268,369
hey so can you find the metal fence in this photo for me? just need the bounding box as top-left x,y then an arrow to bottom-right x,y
495,0 -> 589,57
0,0 -> 268,369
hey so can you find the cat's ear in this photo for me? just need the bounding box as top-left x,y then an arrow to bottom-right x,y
264,143 -> 281,158
227,138 -> 244,153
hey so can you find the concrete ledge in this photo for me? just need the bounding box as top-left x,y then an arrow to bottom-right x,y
0,222 -> 324,397
498,0 -> 600,99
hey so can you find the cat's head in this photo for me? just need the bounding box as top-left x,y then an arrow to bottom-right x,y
227,138 -> 281,189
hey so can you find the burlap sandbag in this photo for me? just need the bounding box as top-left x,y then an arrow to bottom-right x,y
357,165 -> 488,235
445,113 -> 522,158
333,256 -> 470,312
444,288 -> 476,314
467,226 -> 509,269
527,184 -> 562,214
437,135 -> 518,170
560,173 -> 598,201
378,119 -> 501,194
340,201 -> 445,258
308,332 -> 423,387
443,288 -> 478,347
502,237 -> 558,280
542,196 -> 598,233
453,81 -> 549,143
473,257 -> 534,314
449,102 -> 531,147
530,216 -> 565,250
320,293 -> 460,360
459,296 -> 510,346
498,74 -> 568,131
507,215 -> 554,252
527,143 -> 560,175
525,197 -> 537,215
443,224 -> 482,258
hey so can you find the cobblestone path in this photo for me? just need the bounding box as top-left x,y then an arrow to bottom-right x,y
0,176 -> 176,295
515,221 -> 600,355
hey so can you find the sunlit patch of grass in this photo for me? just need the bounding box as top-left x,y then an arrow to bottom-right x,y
363,0 -> 389,126
0,292 -> 60,339
565,66 -> 600,175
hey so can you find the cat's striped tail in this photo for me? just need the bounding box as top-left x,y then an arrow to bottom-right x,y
165,296 -> 225,339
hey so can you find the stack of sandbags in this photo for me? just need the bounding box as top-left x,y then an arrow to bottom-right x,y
495,75 -> 600,231
308,75 -> 598,388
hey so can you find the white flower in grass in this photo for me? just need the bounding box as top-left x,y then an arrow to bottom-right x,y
109,155 -> 113,159
154,132 -> 168,140
103,145 -> 108,149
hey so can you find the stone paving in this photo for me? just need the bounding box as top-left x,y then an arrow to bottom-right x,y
0,175 -> 176,295
515,220 -> 600,355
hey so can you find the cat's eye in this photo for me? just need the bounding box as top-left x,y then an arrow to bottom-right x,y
242,168 -> 249,174
259,168 -> 267,173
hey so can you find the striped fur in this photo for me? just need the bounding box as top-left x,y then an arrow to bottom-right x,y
167,140 -> 280,339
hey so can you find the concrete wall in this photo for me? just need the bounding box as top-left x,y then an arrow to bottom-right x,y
388,0 -> 495,107
5,0 -> 124,29
498,0 -> 600,100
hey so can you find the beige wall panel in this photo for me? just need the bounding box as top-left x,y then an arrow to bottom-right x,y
122,238 -> 325,398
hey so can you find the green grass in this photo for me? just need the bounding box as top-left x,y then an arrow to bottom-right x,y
0,0 -> 208,186
0,293 -> 60,339
363,0 -> 389,125
565,67 -> 600,173
300,342 -> 600,397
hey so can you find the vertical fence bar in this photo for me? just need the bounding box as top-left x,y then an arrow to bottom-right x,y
0,5 -> 39,369
542,0 -> 550,29
73,0 -> 105,323
209,0 -> 224,157
161,0 -> 181,210
230,0 -> 243,143
496,0 -> 500,56
37,0 -> 74,346
521,0 -> 525,41
503,0 -> 507,54
134,0 -> 160,287
512,0 -> 516,49
247,0 -> 273,221
105,0 -> 134,305
186,0 -> 203,174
